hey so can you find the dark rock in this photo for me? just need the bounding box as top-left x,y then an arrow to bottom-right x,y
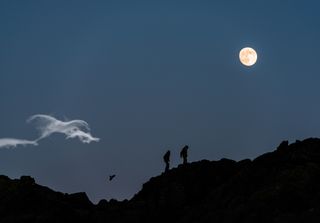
65,192 -> 93,209
277,140 -> 289,151
19,176 -> 35,185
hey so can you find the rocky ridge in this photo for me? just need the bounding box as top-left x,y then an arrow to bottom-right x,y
2,138 -> 320,222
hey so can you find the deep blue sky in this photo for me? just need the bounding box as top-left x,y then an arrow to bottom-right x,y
0,0 -> 320,203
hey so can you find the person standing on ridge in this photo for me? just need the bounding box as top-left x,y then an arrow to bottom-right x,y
180,145 -> 189,165
163,150 -> 171,173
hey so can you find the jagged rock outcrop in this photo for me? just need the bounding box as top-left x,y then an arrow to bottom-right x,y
0,175 -> 94,223
2,138 -> 320,222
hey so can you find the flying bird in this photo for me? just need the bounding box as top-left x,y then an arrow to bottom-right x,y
109,175 -> 116,181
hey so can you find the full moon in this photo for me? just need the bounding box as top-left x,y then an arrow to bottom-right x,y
239,47 -> 257,66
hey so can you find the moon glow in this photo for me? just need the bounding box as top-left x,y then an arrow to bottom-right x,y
239,47 -> 257,66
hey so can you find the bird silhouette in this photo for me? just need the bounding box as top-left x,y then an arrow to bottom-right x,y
109,175 -> 116,181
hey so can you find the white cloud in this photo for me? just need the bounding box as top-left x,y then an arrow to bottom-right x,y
28,114 -> 100,143
66,130 -> 100,143
0,138 -> 38,149
0,114 -> 99,149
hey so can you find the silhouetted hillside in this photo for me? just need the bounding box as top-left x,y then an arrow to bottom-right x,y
2,138 -> 320,222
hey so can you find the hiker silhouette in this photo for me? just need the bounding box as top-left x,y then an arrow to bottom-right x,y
163,150 -> 171,173
180,145 -> 189,164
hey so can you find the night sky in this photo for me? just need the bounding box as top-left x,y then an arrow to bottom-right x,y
0,0 -> 320,203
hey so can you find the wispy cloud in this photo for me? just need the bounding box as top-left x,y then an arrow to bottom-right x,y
28,114 -> 100,143
0,138 -> 38,148
0,114 -> 99,149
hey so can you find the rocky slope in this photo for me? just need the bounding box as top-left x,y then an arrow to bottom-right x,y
2,138 -> 320,222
